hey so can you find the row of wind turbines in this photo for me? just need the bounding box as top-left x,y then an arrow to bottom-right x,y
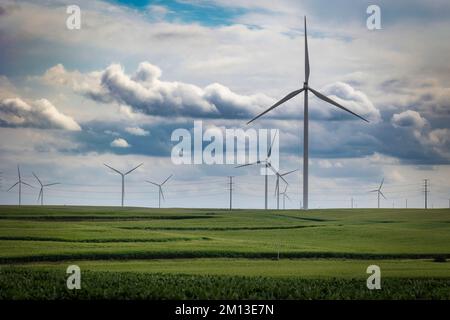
7,164 -> 172,208
6,162 -> 389,210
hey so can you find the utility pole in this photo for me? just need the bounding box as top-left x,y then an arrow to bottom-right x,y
424,179 -> 429,209
264,165 -> 268,210
228,176 -> 233,210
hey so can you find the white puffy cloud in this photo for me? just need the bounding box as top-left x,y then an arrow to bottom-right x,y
0,97 -> 81,131
42,62 -> 275,119
391,110 -> 427,128
318,82 -> 380,122
124,126 -> 150,136
110,138 -> 130,148
42,62 -> 377,122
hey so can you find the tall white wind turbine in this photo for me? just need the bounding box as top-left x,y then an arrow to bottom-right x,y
247,17 -> 369,210
370,178 -> 386,209
104,163 -> 143,207
7,165 -> 33,206
146,174 -> 173,208
235,131 -> 278,210
32,172 -> 60,206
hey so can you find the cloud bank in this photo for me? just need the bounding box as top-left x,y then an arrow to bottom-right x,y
0,97 -> 81,131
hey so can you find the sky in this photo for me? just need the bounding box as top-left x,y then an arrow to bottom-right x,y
0,0 -> 450,209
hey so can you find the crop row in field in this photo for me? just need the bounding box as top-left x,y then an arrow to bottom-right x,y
1,268 -> 449,300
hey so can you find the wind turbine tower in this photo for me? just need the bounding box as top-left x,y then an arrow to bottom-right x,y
235,131 -> 278,210
7,165 -> 33,205
370,178 -> 386,209
33,172 -> 60,205
246,17 -> 368,210
280,184 -> 291,210
146,174 -> 173,208
273,169 -> 298,210
104,163 -> 143,207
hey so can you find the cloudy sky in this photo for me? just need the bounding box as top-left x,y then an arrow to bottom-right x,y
1,0 -> 450,209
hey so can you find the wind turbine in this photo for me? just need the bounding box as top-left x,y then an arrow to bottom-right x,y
370,178 -> 386,209
104,163 -> 143,207
32,172 -> 60,206
235,131 -> 278,210
273,169 -> 299,210
7,165 -> 33,205
280,184 -> 291,210
247,17 -> 369,210
146,174 -> 172,208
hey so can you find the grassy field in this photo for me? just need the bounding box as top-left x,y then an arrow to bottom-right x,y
0,206 -> 449,299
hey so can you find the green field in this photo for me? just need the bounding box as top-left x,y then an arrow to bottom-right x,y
0,206 -> 449,299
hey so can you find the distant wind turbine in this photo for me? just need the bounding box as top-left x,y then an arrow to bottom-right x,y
280,184 -> 291,210
370,178 -> 386,209
246,17 -> 369,210
273,168 -> 299,210
32,172 -> 60,206
7,165 -> 33,206
146,174 -> 173,208
104,163 -> 143,207
235,130 -> 278,210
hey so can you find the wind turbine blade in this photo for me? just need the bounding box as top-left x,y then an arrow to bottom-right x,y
145,180 -> 160,187
32,172 -> 43,187
280,169 -> 299,177
379,178 -> 384,190
309,87 -> 369,123
305,16 -> 310,83
104,163 -> 122,175
124,163 -> 143,175
44,183 -> 60,187
380,191 -> 387,200
160,187 -> 165,201
267,130 -> 278,158
279,175 -> 288,185
235,161 -> 260,168
247,89 -> 304,124
38,188 -> 43,202
369,190 -> 378,193
285,193 -> 291,201
17,165 -> 21,180
266,162 -> 279,175
274,179 -> 279,196
161,174 -> 173,186
7,182 -> 19,192
21,181 -> 33,188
